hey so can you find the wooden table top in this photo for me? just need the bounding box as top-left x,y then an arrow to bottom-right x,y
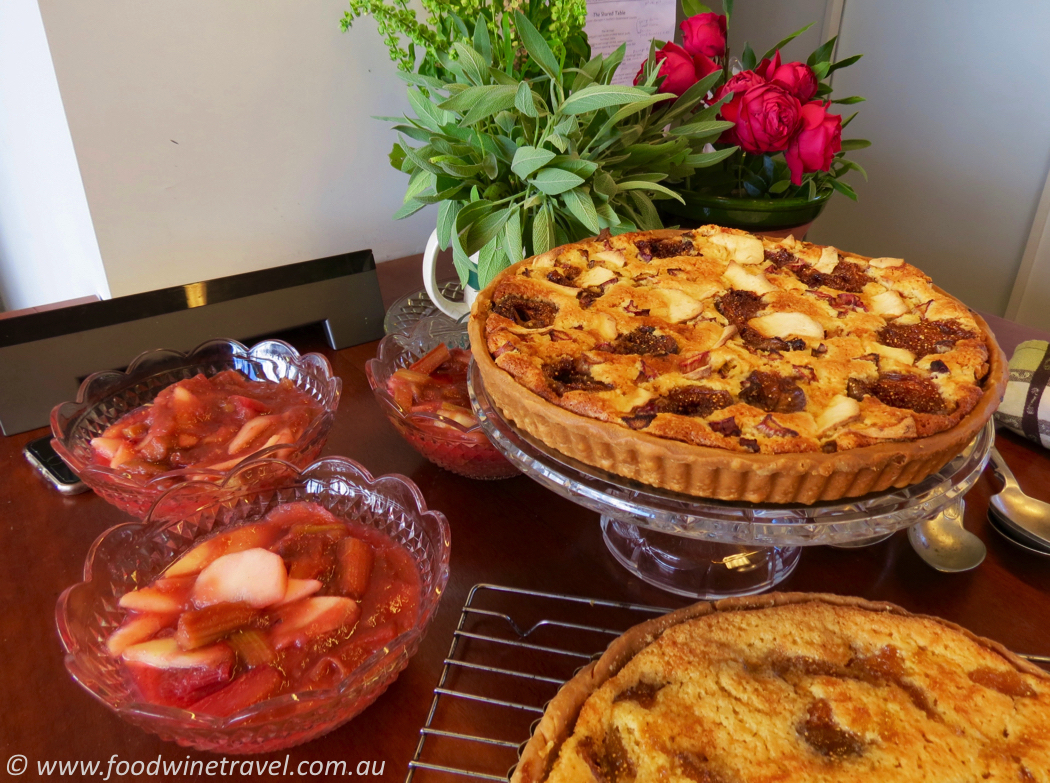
1,253 -> 1048,779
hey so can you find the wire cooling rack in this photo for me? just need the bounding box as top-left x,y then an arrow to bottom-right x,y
405,584 -> 670,783
405,585 -> 1050,783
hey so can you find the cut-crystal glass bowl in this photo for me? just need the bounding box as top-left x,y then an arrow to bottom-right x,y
367,317 -> 518,480
50,338 -> 341,518
55,456 -> 450,753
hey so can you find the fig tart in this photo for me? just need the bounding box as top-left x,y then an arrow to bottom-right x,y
512,593 -> 1050,783
468,227 -> 1007,503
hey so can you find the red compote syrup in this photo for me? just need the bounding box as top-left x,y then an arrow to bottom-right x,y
107,502 -> 422,717
89,370 -> 322,478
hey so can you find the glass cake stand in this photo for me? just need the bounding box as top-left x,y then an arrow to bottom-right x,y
469,363 -> 994,599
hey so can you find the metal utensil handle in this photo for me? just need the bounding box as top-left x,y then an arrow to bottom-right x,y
989,447 -> 1022,492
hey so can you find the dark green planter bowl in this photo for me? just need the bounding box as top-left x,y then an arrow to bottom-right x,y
659,190 -> 832,232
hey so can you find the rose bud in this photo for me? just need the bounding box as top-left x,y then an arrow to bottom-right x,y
770,61 -> 819,101
634,42 -> 699,97
786,101 -> 843,184
681,12 -> 727,59
727,83 -> 802,155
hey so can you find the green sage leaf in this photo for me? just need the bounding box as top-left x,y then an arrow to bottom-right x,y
616,180 -> 685,203
513,11 -> 561,81
561,84 -> 653,115
515,82 -> 539,118
511,146 -> 557,179
562,188 -> 600,234
393,199 -> 425,219
532,203 -> 555,254
437,200 -> 462,249
503,207 -> 523,263
530,168 -> 586,196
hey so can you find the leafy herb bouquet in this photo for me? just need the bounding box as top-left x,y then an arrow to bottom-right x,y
343,2 -> 739,289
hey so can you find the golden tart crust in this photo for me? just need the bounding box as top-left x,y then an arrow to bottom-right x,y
513,593 -> 1050,783
469,227 -> 1007,503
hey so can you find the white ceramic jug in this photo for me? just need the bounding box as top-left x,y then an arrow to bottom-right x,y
422,229 -> 479,320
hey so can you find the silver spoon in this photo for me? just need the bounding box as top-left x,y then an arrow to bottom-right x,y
908,499 -> 986,572
988,447 -> 1050,552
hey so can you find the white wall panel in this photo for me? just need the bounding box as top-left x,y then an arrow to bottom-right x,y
38,0 -> 434,299
807,0 -> 1050,316
0,0 -> 110,311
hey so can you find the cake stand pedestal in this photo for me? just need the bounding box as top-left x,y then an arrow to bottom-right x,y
469,364 -> 993,599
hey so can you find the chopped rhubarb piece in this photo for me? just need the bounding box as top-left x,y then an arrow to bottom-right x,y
388,378 -> 415,410
189,666 -> 285,717
191,548 -> 287,609
106,613 -> 179,657
275,578 -> 323,606
336,623 -> 399,671
408,343 -> 451,376
391,368 -> 431,386
228,629 -> 277,667
164,522 -> 283,577
176,601 -> 259,650
270,597 -> 361,651
289,523 -> 348,541
123,639 -> 235,708
335,538 -> 375,599
283,536 -> 336,581
118,576 -> 195,613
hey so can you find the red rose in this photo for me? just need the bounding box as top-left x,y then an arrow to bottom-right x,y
786,101 -> 842,185
713,71 -> 767,146
681,13 -> 727,59
714,70 -> 767,103
770,61 -> 819,101
634,42 -> 700,97
754,51 -> 782,80
725,83 -> 802,155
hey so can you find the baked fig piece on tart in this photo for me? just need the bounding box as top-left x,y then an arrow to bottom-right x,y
512,593 -> 1050,783
469,226 -> 1007,503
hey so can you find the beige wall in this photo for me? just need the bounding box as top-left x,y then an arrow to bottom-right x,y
37,0 -> 435,299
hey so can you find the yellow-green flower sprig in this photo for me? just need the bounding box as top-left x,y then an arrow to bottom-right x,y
342,0 -> 440,72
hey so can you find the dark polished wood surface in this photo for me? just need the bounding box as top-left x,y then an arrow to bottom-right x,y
1,253 -> 1048,780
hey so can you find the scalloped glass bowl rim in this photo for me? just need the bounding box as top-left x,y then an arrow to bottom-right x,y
367,317 -> 485,439
49,338 -> 342,489
55,454 -> 450,731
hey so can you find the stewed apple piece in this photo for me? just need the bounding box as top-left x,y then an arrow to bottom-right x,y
749,312 -> 825,340
119,575 -> 195,613
106,613 -> 179,656
191,548 -> 288,609
164,522 -> 283,577
270,597 -> 361,651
